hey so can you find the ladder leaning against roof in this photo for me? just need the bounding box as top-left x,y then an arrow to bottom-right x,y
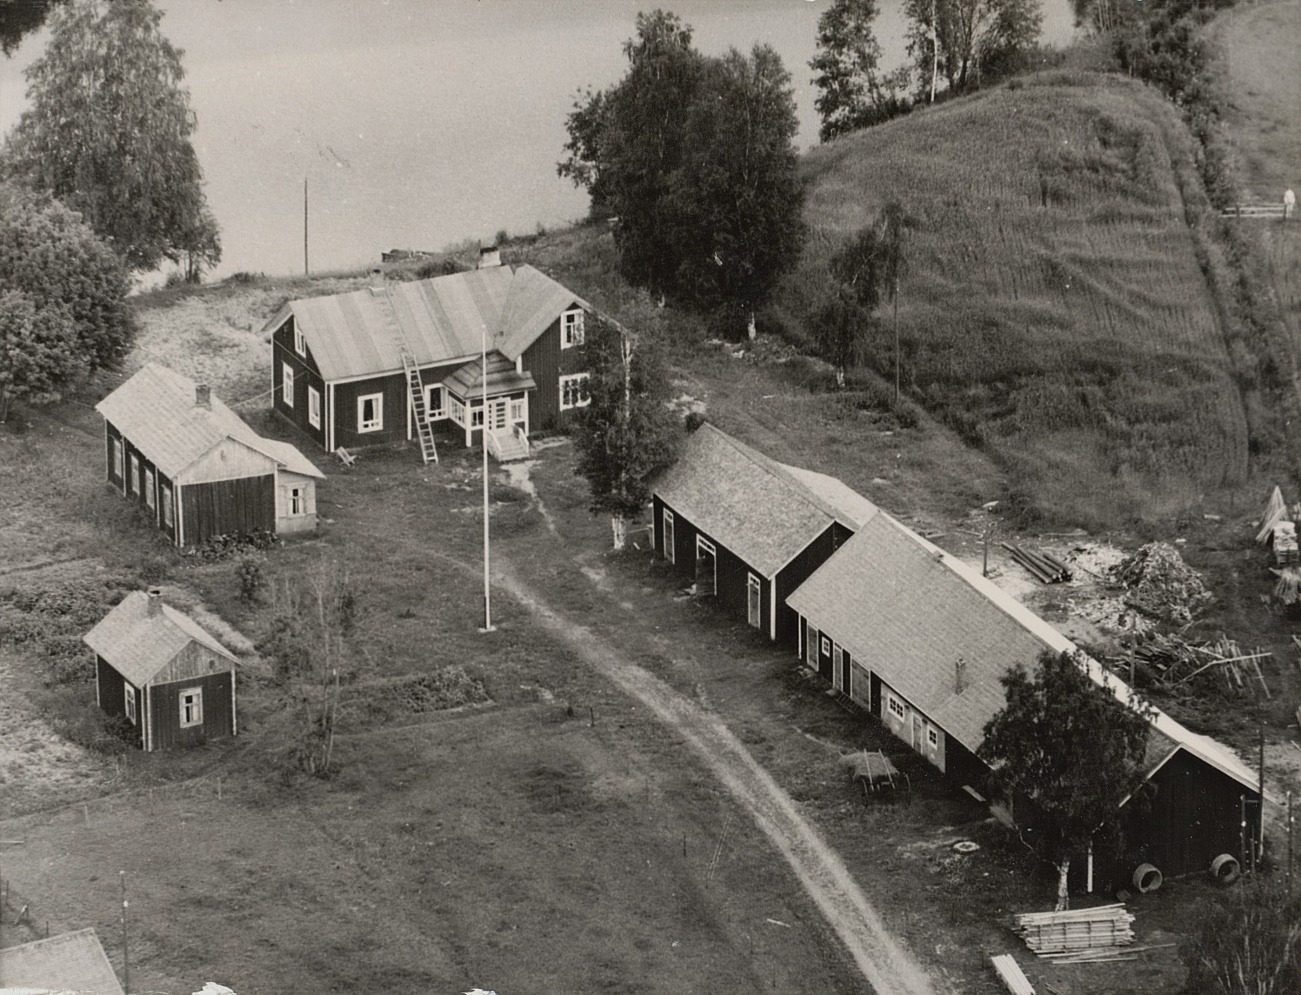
376,278 -> 438,464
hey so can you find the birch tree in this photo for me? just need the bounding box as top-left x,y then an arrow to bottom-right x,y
904,0 -> 1042,95
810,0 -> 908,140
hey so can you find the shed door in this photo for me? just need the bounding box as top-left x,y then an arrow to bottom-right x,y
695,537 -> 716,597
662,508 -> 675,564
831,645 -> 844,691
818,634 -> 834,681
805,623 -> 818,669
746,573 -> 761,628
911,714 -> 925,752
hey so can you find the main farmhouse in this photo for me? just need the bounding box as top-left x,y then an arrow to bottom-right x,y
265,251 -> 594,462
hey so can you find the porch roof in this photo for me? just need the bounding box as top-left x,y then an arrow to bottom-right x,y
443,353 -> 536,401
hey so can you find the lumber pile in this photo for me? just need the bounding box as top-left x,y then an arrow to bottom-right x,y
1014,904 -> 1135,963
989,953 -> 1035,994
1111,542 -> 1212,624
1272,521 -> 1299,565
1256,486 -> 1288,544
1273,567 -> 1301,607
1002,542 -> 1072,584
1111,633 -> 1272,697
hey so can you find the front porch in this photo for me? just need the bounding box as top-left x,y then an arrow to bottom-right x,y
439,352 -> 536,461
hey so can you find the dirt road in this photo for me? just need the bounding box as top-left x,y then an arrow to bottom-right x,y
495,562 -> 945,995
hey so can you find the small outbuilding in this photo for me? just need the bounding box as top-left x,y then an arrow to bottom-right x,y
651,422 -> 877,646
0,927 -> 125,994
84,589 -> 238,751
96,363 -> 325,546
786,512 -> 1265,890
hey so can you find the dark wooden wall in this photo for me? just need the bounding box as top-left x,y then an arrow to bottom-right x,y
181,475 -> 275,543
108,421 -> 177,543
333,373 -> 407,450
519,310 -> 587,433
774,522 -> 854,648
96,658 -> 143,749
272,315 -> 328,451
149,671 -> 234,749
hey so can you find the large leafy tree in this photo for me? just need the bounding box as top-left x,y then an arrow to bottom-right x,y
559,11 -> 804,318
810,0 -> 908,141
904,0 -> 1043,97
1182,879 -> 1301,995
0,185 -> 134,392
2,0 -> 220,274
980,650 -> 1152,910
0,0 -> 67,55
574,296 -> 679,551
0,290 -> 79,421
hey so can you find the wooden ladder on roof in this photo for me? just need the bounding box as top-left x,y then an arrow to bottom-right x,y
402,350 -> 439,464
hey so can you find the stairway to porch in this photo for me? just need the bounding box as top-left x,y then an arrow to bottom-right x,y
487,426 -> 530,463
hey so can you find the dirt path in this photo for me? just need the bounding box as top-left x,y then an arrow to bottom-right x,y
494,561 -> 945,995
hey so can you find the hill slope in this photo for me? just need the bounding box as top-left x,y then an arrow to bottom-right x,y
790,72 -> 1256,527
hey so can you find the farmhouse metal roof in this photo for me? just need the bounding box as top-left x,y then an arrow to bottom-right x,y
265,264 -> 589,382
0,928 -> 125,995
653,423 -> 879,577
95,364 -> 324,481
786,515 -> 1262,794
83,591 -> 238,688
443,353 -> 537,401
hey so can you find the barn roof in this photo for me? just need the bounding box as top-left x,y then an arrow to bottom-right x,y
443,353 -> 537,401
83,591 -> 238,688
265,264 -> 589,382
0,928 -> 125,995
95,364 -> 323,481
786,514 -> 1261,794
653,423 -> 878,577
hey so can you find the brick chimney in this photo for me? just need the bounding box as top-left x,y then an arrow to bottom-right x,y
195,383 -> 211,409
146,588 -> 163,616
478,245 -> 501,270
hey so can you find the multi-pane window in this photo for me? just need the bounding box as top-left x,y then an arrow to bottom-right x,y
180,687 -> 203,728
662,509 -> 675,564
887,694 -> 906,721
290,487 -> 304,515
129,454 -> 139,494
470,402 -> 484,428
162,486 -> 174,527
124,685 -> 137,724
425,385 -> 445,420
449,396 -> 465,426
820,635 -> 832,657
509,397 -> 525,423
112,438 -> 124,479
927,727 -> 939,748
357,393 -> 383,432
144,469 -> 155,509
561,309 -> 585,349
307,386 -> 321,429
293,323 -> 306,356
282,363 -> 294,406
560,373 -> 590,410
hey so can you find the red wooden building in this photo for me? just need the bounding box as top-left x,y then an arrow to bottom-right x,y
96,363 -> 324,546
83,589 -> 238,751
264,250 -> 593,463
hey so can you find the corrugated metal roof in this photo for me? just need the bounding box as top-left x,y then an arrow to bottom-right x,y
95,364 -> 323,480
443,353 -> 537,400
0,928 -> 125,995
270,265 -> 585,382
82,591 -> 237,688
786,514 -> 1261,792
653,424 -> 878,577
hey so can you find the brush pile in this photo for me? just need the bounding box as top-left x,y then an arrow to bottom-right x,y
1110,633 -> 1271,697
1111,542 -> 1212,624
1014,904 -> 1135,961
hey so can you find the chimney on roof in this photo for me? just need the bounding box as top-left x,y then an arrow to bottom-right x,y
370,267 -> 385,297
478,244 -> 501,270
195,383 -> 211,409
146,588 -> 163,616
955,658 -> 968,695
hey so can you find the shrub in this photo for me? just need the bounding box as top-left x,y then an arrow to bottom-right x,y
237,555 -> 265,604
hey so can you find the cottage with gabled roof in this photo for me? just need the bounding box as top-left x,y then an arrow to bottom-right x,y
0,927 -> 125,994
786,512 -> 1265,889
264,251 -> 593,464
84,589 -> 238,751
651,423 -> 878,645
96,363 -> 325,546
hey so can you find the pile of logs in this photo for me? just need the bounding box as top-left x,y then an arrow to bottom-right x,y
1111,633 -> 1271,697
1002,543 -> 1072,584
1014,904 -> 1136,963
1111,542 -> 1212,624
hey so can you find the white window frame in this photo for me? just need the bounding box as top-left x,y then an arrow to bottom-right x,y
509,396 -> 525,424
469,401 -> 484,428
887,693 -> 906,721
129,454 -> 139,495
144,468 -> 155,509
820,635 -> 832,657
927,727 -> 939,748
289,486 -> 304,515
307,386 -> 321,429
162,486 -> 174,527
112,437 -> 123,479
293,323 -> 306,357
560,373 -> 590,410
561,308 -> 585,349
696,536 -> 716,557
124,684 -> 137,724
357,393 -> 384,433
746,573 -> 762,628
281,363 -> 294,406
662,508 -> 675,564
425,384 -> 445,421
179,687 -> 203,728
449,396 -> 465,426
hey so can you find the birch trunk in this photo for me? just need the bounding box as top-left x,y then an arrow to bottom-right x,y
1055,857 -> 1071,912
611,513 -> 626,551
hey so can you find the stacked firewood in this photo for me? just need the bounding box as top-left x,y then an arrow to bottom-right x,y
1014,904 -> 1136,964
1111,542 -> 1212,624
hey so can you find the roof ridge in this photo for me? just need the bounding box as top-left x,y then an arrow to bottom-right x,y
701,424 -> 838,524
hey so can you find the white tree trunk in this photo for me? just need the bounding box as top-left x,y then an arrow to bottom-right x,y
1055,857 -> 1071,912
747,311 -> 757,340
611,513 -> 626,551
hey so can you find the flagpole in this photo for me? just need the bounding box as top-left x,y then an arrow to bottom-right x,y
480,320 -> 494,633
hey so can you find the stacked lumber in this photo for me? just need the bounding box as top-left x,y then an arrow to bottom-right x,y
989,953 -> 1035,994
1256,486 -> 1288,543
1112,542 -> 1212,624
1272,521 -> 1299,565
1014,904 -> 1135,963
1002,543 -> 1072,584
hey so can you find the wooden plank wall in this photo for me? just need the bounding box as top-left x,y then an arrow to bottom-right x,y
149,671 -> 233,750
181,474 -> 275,543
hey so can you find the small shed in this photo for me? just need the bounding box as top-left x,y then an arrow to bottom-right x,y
83,590 -> 239,751
0,927 -> 125,994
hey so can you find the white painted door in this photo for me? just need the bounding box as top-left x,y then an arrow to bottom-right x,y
746,574 -> 761,628
487,398 -> 509,431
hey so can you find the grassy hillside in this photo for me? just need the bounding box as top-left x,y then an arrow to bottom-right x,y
788,71 -> 1259,528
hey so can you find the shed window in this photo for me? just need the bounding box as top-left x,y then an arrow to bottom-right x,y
144,468 -> 155,509
308,386 -> 321,429
887,693 -> 906,721
124,684 -> 137,724
425,384 -> 445,420
927,727 -> 939,748
112,437 -> 123,479
289,486 -> 304,515
561,309 -> 585,349
282,363 -> 294,406
357,393 -> 383,432
162,486 -> 174,527
129,454 -> 139,494
560,373 -> 590,410
470,402 -> 484,428
293,323 -> 306,357
820,635 -> 832,657
449,396 -> 465,426
180,687 -> 203,728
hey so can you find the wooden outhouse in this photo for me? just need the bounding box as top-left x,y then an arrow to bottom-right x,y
264,252 -> 593,462
83,590 -> 238,751
651,422 -> 877,646
96,363 -> 324,546
786,513 -> 1265,890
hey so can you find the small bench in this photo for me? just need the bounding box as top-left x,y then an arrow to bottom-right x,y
336,447 -> 357,467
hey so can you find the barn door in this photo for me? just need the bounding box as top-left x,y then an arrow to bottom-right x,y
831,645 -> 844,691
805,623 -> 818,669
661,508 -> 675,564
911,714 -> 925,752
695,537 -> 716,597
746,573 -> 761,628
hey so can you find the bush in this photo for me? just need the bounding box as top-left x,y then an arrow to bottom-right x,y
44,695 -> 132,754
237,555 -> 265,604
